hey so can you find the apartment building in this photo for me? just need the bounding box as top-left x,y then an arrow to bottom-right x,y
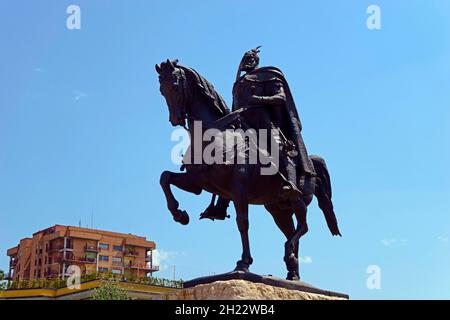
6,225 -> 159,281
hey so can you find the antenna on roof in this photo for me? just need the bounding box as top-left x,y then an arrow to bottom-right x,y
91,204 -> 94,229
78,219 -> 81,227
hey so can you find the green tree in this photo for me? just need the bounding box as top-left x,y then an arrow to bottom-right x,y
91,281 -> 129,300
0,270 -> 6,291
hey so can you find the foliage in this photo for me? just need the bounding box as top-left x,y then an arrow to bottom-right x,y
0,270 -> 6,291
7,278 -> 67,290
91,280 -> 129,300
5,272 -> 183,290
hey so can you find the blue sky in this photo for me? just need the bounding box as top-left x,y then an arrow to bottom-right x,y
1,0 -> 450,299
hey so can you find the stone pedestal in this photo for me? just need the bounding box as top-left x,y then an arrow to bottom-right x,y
166,279 -> 347,300
175,271 -> 348,300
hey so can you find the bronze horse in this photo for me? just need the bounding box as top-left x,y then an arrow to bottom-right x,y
156,59 -> 341,280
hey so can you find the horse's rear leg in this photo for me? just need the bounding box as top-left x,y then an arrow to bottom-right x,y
160,171 -> 202,225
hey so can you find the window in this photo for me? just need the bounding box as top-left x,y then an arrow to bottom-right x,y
99,267 -> 108,273
112,269 -> 122,275
99,255 -> 109,262
112,257 -> 122,264
99,243 -> 109,250
113,245 -> 123,251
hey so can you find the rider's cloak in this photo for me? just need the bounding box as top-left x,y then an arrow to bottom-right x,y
232,66 -> 316,177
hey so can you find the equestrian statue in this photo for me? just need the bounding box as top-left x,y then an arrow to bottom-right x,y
156,48 -> 341,280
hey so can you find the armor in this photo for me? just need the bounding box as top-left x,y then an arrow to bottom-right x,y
232,64 -> 315,197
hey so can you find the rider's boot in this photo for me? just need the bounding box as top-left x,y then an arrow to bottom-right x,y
280,182 -> 303,200
280,156 -> 303,200
200,197 -> 231,221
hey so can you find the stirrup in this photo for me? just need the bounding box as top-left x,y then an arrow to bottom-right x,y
199,204 -> 230,221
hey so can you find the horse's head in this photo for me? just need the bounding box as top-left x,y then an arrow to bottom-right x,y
156,59 -> 187,127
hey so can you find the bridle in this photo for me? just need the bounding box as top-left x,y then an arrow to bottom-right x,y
160,67 -> 190,130
165,66 -> 239,131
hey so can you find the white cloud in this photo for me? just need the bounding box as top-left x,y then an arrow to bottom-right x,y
381,239 -> 395,246
34,67 -> 46,73
74,90 -> 87,101
299,256 -> 312,264
437,236 -> 449,243
381,238 -> 407,247
152,249 -> 178,271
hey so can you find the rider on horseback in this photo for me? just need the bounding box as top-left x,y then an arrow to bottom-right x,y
201,47 -> 316,221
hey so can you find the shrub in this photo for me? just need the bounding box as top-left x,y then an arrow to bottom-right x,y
91,281 -> 129,300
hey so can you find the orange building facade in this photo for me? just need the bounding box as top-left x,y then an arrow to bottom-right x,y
6,225 -> 158,281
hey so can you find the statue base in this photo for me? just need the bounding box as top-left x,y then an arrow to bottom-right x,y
168,271 -> 348,300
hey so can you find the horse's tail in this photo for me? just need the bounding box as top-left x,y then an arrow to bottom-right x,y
310,155 -> 342,237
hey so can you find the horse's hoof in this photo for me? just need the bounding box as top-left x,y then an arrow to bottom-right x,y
234,266 -> 249,273
173,210 -> 190,225
234,260 -> 250,273
286,272 -> 300,281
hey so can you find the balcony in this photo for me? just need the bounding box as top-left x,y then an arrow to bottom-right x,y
4,272 -> 13,280
125,262 -> 159,272
125,251 -> 140,257
48,245 -> 73,252
112,260 -> 123,266
148,265 -> 159,272
84,257 -> 97,264
46,271 -> 60,279
54,254 -> 96,264
48,246 -> 62,252
85,245 -> 98,253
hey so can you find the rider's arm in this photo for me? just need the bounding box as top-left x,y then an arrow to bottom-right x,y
249,81 -> 286,105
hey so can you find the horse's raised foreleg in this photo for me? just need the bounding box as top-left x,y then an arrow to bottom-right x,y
232,167 -> 253,272
160,170 -> 202,225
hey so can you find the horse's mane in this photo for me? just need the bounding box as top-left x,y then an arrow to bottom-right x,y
178,65 -> 230,116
